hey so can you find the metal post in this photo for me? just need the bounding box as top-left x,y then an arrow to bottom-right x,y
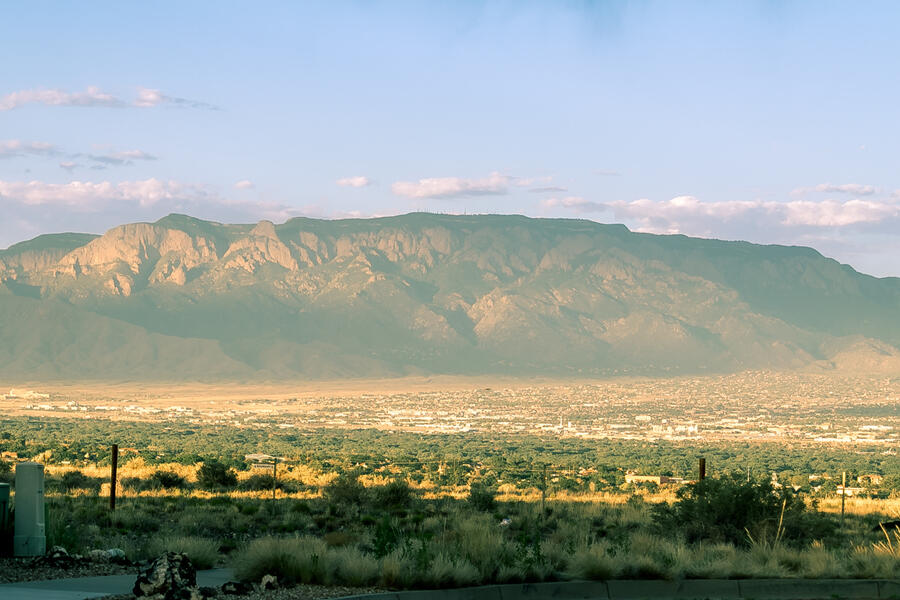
110,444 -> 118,511
699,457 -> 706,481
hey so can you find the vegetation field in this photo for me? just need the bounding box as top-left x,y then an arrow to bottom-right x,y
2,416 -> 900,588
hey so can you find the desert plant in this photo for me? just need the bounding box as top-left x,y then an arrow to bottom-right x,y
151,470 -> 188,490
468,480 -> 497,512
323,472 -> 367,505
373,479 -> 415,509
654,474 -> 828,546
60,470 -> 101,492
197,460 -> 237,489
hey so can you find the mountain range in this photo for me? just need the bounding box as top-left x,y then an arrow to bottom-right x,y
1,213 -> 899,380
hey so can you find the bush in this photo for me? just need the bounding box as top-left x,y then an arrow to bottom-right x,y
151,470 -> 188,490
323,472 -> 367,505
468,480 -> 497,512
654,473 -> 833,546
60,470 -> 101,492
240,473 -> 293,492
373,479 -> 414,509
198,461 -> 237,489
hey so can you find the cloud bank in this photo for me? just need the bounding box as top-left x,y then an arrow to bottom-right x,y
0,86 -> 216,111
544,195 -> 900,238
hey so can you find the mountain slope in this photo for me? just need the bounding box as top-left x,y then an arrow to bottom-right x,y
1,213 -> 898,380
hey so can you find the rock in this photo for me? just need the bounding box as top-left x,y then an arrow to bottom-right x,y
32,546 -> 77,568
258,574 -> 278,590
88,549 -> 110,563
133,552 -> 203,600
107,548 -> 129,564
221,581 -> 253,595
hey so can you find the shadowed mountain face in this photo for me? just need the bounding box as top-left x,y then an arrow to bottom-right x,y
1,213 -> 899,380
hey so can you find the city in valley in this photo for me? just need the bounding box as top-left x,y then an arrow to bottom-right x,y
4,371 -> 898,447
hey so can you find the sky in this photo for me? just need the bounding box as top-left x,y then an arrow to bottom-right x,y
2,1 -> 900,277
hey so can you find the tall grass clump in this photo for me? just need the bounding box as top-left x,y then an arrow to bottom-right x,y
234,536 -> 334,584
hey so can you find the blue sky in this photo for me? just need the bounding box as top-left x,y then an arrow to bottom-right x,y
2,1 -> 900,276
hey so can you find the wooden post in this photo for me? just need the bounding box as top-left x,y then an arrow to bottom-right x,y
109,444 -> 118,511
541,464 -> 548,516
698,457 -> 706,481
272,460 -> 277,502
841,471 -> 846,527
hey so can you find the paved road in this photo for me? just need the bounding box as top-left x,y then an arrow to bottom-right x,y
0,568 -> 233,600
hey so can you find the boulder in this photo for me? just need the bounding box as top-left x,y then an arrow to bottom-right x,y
133,552 -> 207,600
221,581 -> 253,595
32,546 -> 77,568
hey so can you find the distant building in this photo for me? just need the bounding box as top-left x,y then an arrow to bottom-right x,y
837,485 -> 866,497
857,474 -> 883,485
625,471 -> 685,485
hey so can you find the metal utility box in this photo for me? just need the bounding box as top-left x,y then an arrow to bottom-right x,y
13,462 -> 45,557
0,482 -> 9,532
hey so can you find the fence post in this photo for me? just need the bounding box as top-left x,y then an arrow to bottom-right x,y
841,471 -> 846,528
541,464 -> 548,516
698,457 -> 706,481
109,444 -> 118,512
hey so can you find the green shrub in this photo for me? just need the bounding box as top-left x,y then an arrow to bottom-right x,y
151,470 -> 188,490
60,470 -> 101,492
323,472 -> 367,505
467,480 -> 497,512
198,460 -> 237,489
374,479 -> 414,509
654,473 -> 833,546
240,473 -> 296,492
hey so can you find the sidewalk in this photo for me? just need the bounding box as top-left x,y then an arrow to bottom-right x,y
1,576 -> 898,600
0,568 -> 233,600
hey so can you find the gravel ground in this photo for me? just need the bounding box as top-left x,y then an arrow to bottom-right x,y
98,583 -> 387,600
0,557 -> 136,584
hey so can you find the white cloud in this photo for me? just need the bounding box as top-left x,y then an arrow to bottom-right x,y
234,180 -> 255,190
59,161 -> 79,171
0,140 -> 60,158
0,86 -> 216,111
392,172 -> 513,199
336,176 -> 371,188
87,149 -> 157,166
133,87 -> 218,110
792,183 -> 880,196
541,196 -> 606,211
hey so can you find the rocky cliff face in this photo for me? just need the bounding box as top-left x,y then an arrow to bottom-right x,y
1,213 -> 899,380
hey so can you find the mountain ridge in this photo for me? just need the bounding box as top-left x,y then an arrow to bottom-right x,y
1,212 -> 898,380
